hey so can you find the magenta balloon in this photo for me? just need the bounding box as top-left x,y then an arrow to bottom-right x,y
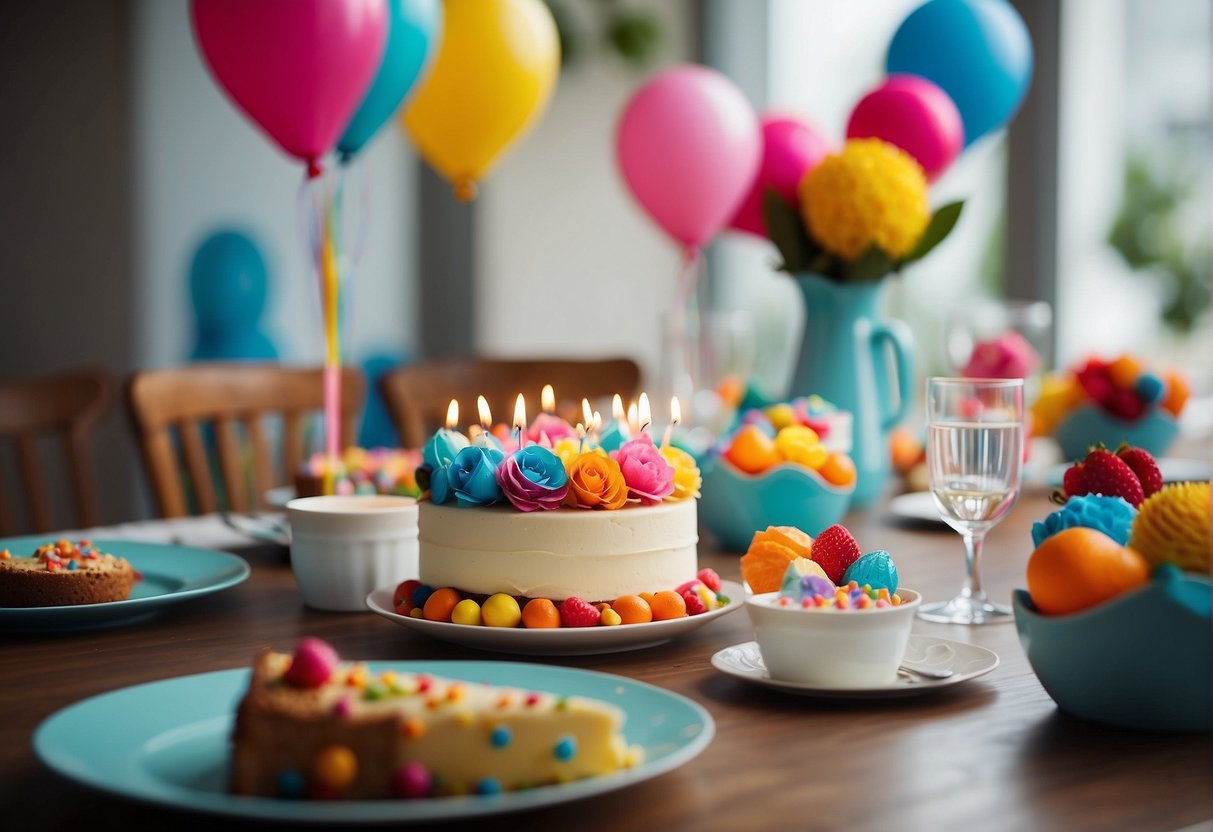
616,64 -> 761,251
192,0 -> 387,170
729,114 -> 832,238
845,74 -> 964,181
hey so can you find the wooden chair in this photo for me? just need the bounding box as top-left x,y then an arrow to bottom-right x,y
126,364 -> 365,517
379,357 -> 642,448
0,366 -> 112,536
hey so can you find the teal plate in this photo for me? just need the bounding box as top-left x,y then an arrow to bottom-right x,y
0,538 -> 250,632
34,662 -> 715,823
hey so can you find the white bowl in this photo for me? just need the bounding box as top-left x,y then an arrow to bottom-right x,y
287,495 -> 418,612
744,589 -> 921,688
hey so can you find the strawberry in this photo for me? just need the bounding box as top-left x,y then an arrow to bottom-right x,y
1063,448 -> 1145,507
559,596 -> 601,628
696,567 -> 722,592
809,525 -> 862,584
1116,445 -> 1163,498
680,587 -> 708,615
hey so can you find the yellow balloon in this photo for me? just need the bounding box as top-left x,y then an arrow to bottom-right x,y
404,0 -> 560,200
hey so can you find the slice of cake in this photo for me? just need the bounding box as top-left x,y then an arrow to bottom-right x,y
0,540 -> 136,607
231,638 -> 643,799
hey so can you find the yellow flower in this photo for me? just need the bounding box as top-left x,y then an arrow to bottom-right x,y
659,446 -> 701,501
800,138 -> 930,262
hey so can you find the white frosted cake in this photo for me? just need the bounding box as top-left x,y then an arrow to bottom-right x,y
419,500 -> 698,602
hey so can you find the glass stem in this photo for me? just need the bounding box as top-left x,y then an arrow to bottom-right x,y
962,530 -> 987,602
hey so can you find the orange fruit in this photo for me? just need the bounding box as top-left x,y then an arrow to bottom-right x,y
647,590 -> 687,620
740,539 -> 800,594
611,594 -> 653,624
819,452 -> 857,487
750,525 -> 814,558
1163,370 -> 1190,416
889,428 -> 923,473
1026,527 -> 1149,615
422,587 -> 461,622
1108,354 -> 1143,388
521,598 -> 561,628
724,425 -> 781,474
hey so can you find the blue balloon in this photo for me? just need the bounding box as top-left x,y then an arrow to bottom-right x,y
358,351 -> 412,448
887,0 -> 1033,147
337,0 -> 442,159
189,229 -> 268,332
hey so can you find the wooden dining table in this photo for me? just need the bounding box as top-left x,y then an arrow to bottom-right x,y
2,481 -> 1210,831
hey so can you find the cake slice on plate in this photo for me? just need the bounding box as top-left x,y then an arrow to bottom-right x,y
231,638 -> 643,799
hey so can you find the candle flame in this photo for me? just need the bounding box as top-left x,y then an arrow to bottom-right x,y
612,393 -> 625,422
581,398 -> 593,428
445,399 -> 459,430
477,395 -> 491,428
670,396 -> 681,425
541,384 -> 555,413
513,393 -> 527,430
592,410 -> 603,433
626,402 -> 639,434
638,392 -> 652,432
576,422 -> 586,437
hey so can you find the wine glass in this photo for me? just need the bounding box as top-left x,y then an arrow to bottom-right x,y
920,377 -> 1024,625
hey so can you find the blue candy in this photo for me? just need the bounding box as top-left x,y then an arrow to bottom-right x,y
842,550 -> 898,594
1136,373 -> 1166,405
1031,494 -> 1138,548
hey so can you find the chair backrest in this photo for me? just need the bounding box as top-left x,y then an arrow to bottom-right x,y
0,366 -> 112,535
126,364 -> 365,517
379,357 -> 642,448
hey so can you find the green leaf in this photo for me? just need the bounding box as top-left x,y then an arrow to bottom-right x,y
900,200 -> 964,265
762,188 -> 810,273
844,245 -> 896,283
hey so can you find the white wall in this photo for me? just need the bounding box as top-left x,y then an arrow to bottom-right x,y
474,1 -> 695,386
132,0 -> 418,371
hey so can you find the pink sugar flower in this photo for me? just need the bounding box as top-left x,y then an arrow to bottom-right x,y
610,436 -> 675,505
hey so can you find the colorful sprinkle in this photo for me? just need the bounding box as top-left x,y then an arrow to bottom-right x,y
392,762 -> 431,799
312,745 -> 357,790
490,725 -> 511,748
334,696 -> 352,718
67,560 -> 78,571
525,692 -> 541,707
477,777 -> 502,795
401,717 -> 426,739
554,735 -> 577,761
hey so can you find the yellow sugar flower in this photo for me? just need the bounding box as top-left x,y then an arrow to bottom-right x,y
659,446 -> 701,501
800,138 -> 930,262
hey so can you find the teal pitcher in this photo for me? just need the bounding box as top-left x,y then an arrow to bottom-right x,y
788,274 -> 914,507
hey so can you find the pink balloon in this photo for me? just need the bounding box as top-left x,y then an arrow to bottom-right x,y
846,74 -> 964,181
729,114 -> 832,238
616,64 -> 761,251
192,0 -> 387,171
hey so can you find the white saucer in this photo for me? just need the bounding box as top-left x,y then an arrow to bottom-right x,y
711,634 -> 999,698
1045,457 -> 1211,487
887,492 -> 946,525
367,581 -> 743,656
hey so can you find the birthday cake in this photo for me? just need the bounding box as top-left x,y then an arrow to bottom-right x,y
412,397 -> 713,618
231,638 -> 641,799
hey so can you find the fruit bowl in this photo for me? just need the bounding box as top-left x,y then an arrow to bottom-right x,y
699,458 -> 853,551
1053,404 -> 1178,462
1012,567 -> 1212,731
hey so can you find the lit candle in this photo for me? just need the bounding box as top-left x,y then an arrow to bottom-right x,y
627,401 -> 640,435
423,398 -> 470,470
638,392 -> 652,434
471,395 -> 504,451
576,422 -> 586,454
541,384 -> 555,414
581,398 -> 593,430
612,394 -> 625,424
662,396 -> 681,449
513,393 -> 527,449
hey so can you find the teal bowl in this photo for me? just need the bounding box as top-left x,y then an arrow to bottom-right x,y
1054,404 -> 1178,461
1012,569 -> 1212,731
699,458 -> 853,552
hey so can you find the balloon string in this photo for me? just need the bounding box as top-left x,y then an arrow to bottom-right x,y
321,193 -> 342,495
